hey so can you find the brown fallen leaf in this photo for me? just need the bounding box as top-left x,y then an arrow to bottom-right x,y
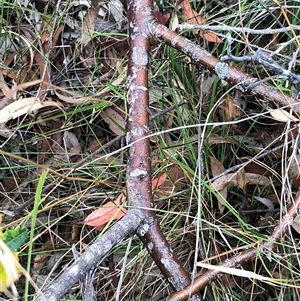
0,171 -> 27,192
152,165 -> 188,203
244,162 -> 273,177
152,172 -> 167,190
218,95 -> 241,121
86,137 -> 107,153
0,71 -> 41,110
210,156 -> 225,177
154,10 -> 170,25
1,51 -> 31,82
210,156 -> 226,213
180,0 -> 222,43
236,169 -> 248,193
82,194 -> 126,230
212,172 -> 270,192
100,107 -> 125,136
83,165 -> 187,230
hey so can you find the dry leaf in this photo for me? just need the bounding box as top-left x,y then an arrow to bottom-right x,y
34,32 -> 51,96
212,174 -> 232,192
244,162 -> 273,177
102,47 -> 119,71
287,154 -> 300,188
63,131 -> 82,155
108,0 -> 125,25
196,262 -> 277,283
236,169 -> 248,192
171,13 -> 179,31
154,10 -> 170,25
54,90 -> 87,104
0,98 -> 61,124
219,95 -> 241,121
208,134 -> 237,145
33,253 -> 49,270
86,137 -> 107,152
54,89 -> 110,105
152,165 -> 187,203
159,165 -> 187,191
49,24 -> 64,59
168,165 -> 186,187
82,194 -> 126,230
245,173 -> 270,186
152,173 -> 167,190
210,157 -> 226,213
212,172 -> 270,192
79,0 -> 101,68
0,70 -> 12,98
100,107 -> 125,136
210,156 -> 225,177
0,123 -> 17,138
292,217 -> 300,234
253,197 -> 274,211
81,2 -> 100,47
288,154 -> 300,179
180,0 -> 222,43
269,108 -> 298,122
0,72 -> 41,109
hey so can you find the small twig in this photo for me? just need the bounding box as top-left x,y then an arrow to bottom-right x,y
177,24 -> 300,35
239,208 -> 280,214
149,22 -> 300,112
221,37 -> 300,92
71,245 -> 96,301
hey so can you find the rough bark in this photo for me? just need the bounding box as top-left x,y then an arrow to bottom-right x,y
34,210 -> 143,301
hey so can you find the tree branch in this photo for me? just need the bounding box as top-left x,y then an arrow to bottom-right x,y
34,2 -> 300,301
149,22 -> 300,112
126,0 -> 199,297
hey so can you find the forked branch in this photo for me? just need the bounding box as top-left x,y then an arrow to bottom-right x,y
34,0 -> 300,300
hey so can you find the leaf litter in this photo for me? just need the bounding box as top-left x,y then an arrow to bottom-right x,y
0,0 -> 300,300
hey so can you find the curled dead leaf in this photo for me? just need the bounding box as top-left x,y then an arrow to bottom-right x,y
212,172 -> 270,192
0,98 -> 62,124
269,108 -> 298,122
